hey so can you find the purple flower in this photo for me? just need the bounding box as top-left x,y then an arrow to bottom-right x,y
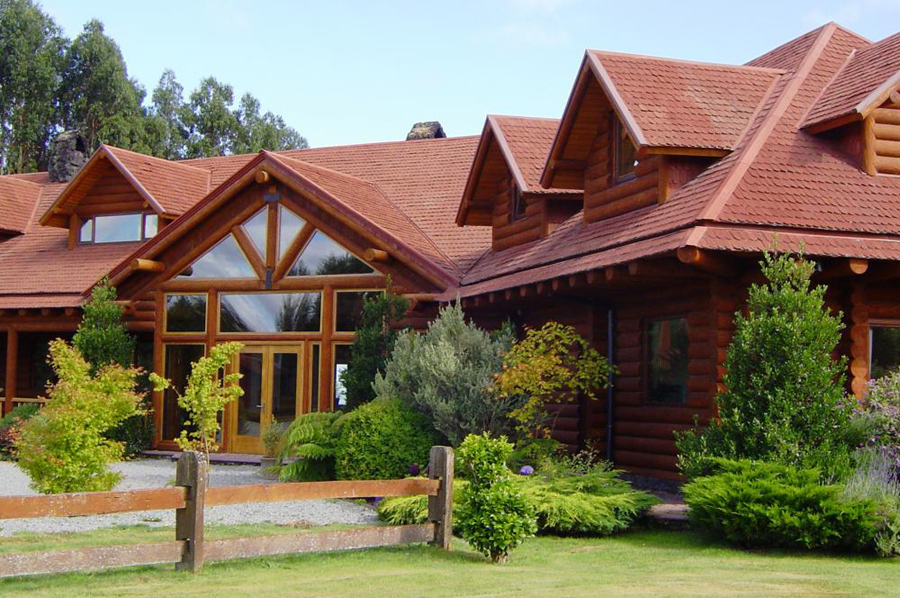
409,463 -> 420,476
519,465 -> 534,476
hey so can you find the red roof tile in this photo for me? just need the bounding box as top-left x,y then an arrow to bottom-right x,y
802,30 -> 900,129
105,146 -> 211,214
0,177 -> 41,234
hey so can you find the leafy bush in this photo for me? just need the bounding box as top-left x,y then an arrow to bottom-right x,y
495,322 -> 615,437
684,459 -> 882,552
375,302 -> 520,446
73,278 -> 135,375
104,409 -> 153,458
150,342 -> 243,461
676,252 -> 856,480
335,398 -> 436,480
456,433 -> 536,562
15,341 -> 143,493
858,372 -> 900,474
278,412 -> 344,481
340,287 -> 409,411
0,404 -> 38,459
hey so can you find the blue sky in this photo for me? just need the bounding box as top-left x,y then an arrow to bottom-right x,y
40,0 -> 900,148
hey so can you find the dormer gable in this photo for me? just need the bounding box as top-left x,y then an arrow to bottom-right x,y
541,50 -> 783,223
457,115 -> 581,251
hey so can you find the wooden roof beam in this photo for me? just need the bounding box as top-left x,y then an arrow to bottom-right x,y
676,247 -> 738,277
131,258 -> 165,273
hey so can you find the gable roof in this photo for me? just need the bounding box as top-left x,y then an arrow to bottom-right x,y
0,177 -> 41,234
802,30 -> 900,131
39,145 -> 211,227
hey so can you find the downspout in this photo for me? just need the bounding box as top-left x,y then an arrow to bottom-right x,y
606,307 -> 615,461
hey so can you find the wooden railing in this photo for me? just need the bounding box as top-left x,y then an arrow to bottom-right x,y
1,397 -> 47,417
0,446 -> 454,578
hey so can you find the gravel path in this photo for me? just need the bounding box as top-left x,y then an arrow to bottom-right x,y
0,459 -> 378,536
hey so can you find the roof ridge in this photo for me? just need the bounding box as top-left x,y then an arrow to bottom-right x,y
274,153 -> 463,277
590,49 -> 786,74
697,22 -> 839,223
105,145 -> 212,177
799,47 -> 858,127
488,114 -> 560,123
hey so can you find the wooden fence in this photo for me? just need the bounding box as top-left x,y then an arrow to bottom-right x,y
0,446 -> 453,578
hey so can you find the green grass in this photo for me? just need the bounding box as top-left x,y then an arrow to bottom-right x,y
0,525 -> 898,597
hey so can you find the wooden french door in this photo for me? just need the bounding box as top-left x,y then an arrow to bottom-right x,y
230,345 -> 303,454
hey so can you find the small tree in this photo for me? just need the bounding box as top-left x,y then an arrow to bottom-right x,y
341,287 -> 409,410
456,433 -> 536,563
495,322 -> 616,438
676,251 -> 856,479
73,278 -> 135,373
374,302 -> 519,446
15,341 -> 143,493
150,342 -> 243,463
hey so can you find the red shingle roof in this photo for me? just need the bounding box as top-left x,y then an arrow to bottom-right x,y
802,30 -> 900,129
105,146 -> 211,214
0,177 -> 41,234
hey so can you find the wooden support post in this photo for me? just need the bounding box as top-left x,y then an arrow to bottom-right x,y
5,330 -> 16,416
849,283 -> 869,400
427,446 -> 454,550
175,451 -> 206,572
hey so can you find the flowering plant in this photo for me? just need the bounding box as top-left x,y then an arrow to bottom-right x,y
859,374 -> 900,473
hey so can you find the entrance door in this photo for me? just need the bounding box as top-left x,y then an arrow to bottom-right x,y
231,346 -> 302,454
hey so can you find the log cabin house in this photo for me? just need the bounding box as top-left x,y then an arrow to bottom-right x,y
1,22 -> 899,477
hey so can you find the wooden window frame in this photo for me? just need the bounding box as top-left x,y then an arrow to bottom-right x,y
216,290 -> 324,336
333,288 -> 385,334
308,341 -> 322,413
177,232 -> 259,281
613,118 -> 637,184
162,292 -> 209,335
867,319 -> 900,379
77,211 -> 158,245
508,185 -> 526,223
642,315 -> 690,405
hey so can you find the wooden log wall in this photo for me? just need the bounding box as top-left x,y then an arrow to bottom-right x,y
491,174 -> 544,252
583,115 -> 660,223
867,99 -> 900,175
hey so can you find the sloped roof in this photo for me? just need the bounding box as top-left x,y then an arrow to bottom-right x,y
588,50 -> 784,151
0,177 -> 41,234
803,30 -> 900,130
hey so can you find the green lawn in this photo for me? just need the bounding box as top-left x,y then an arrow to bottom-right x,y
1,525 -> 898,597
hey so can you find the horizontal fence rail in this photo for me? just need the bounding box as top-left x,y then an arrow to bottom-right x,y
0,446 -> 454,579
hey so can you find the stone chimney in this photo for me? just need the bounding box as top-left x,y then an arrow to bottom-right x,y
48,131 -> 89,183
406,121 -> 446,141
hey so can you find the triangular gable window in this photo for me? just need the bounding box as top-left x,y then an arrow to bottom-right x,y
242,208 -> 268,257
278,206 -> 305,261
288,231 -> 374,277
178,234 -> 257,279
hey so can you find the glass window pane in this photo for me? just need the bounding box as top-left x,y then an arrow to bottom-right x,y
647,318 -> 689,404
178,234 -> 256,279
79,218 -> 93,243
616,121 -> 637,181
165,294 -> 207,333
220,292 -> 321,333
279,206 -> 305,261
334,344 -> 351,409
94,213 -> 143,243
288,231 -> 373,276
237,352 -> 264,437
271,352 -> 299,424
162,344 -> 205,440
144,214 -> 158,238
243,208 -> 268,259
335,291 -> 384,332
310,344 -> 321,412
870,326 -> 900,379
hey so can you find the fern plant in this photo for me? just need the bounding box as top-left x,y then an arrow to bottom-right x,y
277,411 -> 344,481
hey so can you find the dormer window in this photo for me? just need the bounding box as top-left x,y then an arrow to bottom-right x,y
615,119 -> 638,182
509,186 -> 527,222
79,213 -> 158,244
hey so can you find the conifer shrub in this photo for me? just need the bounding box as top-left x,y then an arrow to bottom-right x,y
374,302 -> 520,446
676,251 -> 856,480
684,459 -> 885,552
456,433 -> 536,562
15,341 -> 143,493
277,411 -> 344,482
334,398 -> 436,480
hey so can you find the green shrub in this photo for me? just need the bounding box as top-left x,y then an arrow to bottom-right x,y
335,398 -> 436,480
0,403 -> 40,428
105,409 -> 153,458
676,252 -> 856,480
840,449 -> 900,557
340,287 -> 409,411
15,341 -> 144,494
375,302 -> 520,446
456,433 -> 536,563
858,372 -> 900,474
278,412 -> 344,482
508,437 -> 564,473
0,404 -> 39,459
73,278 -> 135,375
684,459 -> 881,552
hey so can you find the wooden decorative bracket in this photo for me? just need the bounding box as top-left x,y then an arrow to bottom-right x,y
676,247 -> 739,277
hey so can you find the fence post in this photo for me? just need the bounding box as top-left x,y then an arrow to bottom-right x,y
175,451 -> 206,572
427,445 -> 454,550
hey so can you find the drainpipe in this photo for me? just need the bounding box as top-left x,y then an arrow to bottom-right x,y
606,307 -> 615,461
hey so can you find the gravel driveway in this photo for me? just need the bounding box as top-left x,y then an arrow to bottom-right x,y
0,459 -> 378,536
